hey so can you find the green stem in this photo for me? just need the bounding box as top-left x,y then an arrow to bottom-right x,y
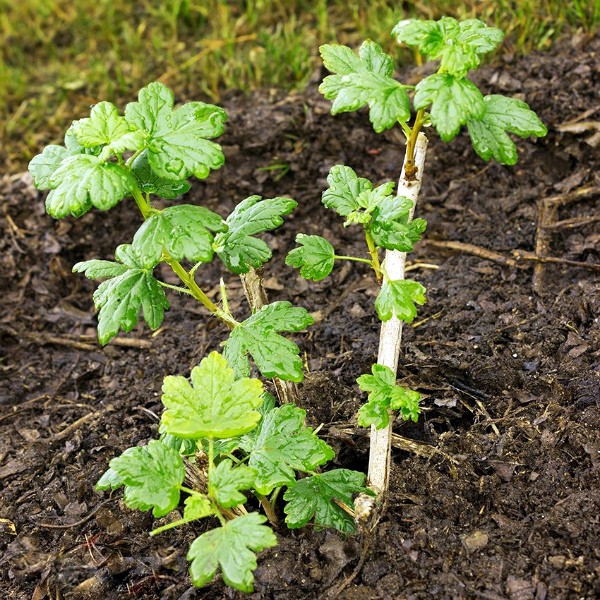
158,281 -> 194,295
333,254 -> 373,265
365,230 -> 383,283
131,185 -> 152,219
130,183 -> 238,329
255,492 -> 278,526
206,437 -> 227,527
404,109 -> 426,179
164,253 -> 239,329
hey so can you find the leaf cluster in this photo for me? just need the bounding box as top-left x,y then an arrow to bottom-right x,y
98,352 -> 368,592
320,17 -> 547,164
29,82 -> 227,218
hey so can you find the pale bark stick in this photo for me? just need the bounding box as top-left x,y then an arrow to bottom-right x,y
367,132 -> 428,497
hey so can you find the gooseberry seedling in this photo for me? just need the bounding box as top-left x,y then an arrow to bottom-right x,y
288,16 -> 546,510
29,82 -> 369,592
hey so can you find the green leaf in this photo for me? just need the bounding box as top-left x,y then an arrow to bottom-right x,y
321,165 -> 372,217
210,460 -> 257,508
125,81 -> 227,180
375,278 -> 426,323
96,465 -> 124,491
73,244 -> 169,344
45,154 -> 133,218
132,204 -> 226,266
414,73 -> 484,142
187,512 -> 277,592
244,405 -> 334,495
319,41 -> 411,132
131,150 -> 191,198
160,351 -> 264,439
214,195 -> 297,274
370,196 -> 427,252
29,145 -> 70,190
357,364 -> 422,428
284,469 -> 368,533
159,433 -> 197,456
286,234 -> 335,281
393,17 -> 504,77
72,101 -> 132,148
105,440 -> 185,517
467,94 -> 547,165
223,301 -> 313,382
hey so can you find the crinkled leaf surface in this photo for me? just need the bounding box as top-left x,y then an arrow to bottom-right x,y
214,195 -> 297,274
393,17 -> 504,77
319,41 -> 411,132
29,145 -> 71,190
131,150 -> 191,198
467,94 -> 547,165
73,244 -> 168,344
223,301 -> 313,382
321,165 -> 372,217
286,234 -> 335,281
132,204 -> 226,266
375,278 -> 426,323
284,469 -> 368,533
44,154 -> 134,218
357,364 -> 421,428
125,81 -> 227,180
187,512 -> 277,592
72,101 -> 132,148
101,440 -> 185,517
414,73 -> 484,142
370,196 -> 427,251
244,404 -> 334,495
210,460 -> 257,508
160,351 -> 264,439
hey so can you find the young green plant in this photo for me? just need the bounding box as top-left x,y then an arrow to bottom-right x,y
28,82 -> 370,592
287,17 -> 547,511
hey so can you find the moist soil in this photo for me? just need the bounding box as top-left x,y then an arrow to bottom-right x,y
1,34 -> 599,600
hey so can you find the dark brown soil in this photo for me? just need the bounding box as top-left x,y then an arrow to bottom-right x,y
1,34 -> 599,600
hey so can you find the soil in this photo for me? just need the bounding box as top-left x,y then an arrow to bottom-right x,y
1,33 -> 599,600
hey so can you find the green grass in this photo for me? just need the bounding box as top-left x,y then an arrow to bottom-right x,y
1,0 -> 598,171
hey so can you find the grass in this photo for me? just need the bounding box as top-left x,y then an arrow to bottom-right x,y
1,0 -> 598,171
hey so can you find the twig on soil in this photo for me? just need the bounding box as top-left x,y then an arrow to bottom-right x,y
426,239 -> 600,275
52,411 -> 100,441
534,185 -> 599,292
36,500 -> 112,530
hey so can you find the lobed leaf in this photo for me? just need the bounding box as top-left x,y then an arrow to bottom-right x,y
72,101 -> 132,148
187,512 -> 277,592
393,17 -> 504,77
125,81 -> 227,180
132,204 -> 226,266
283,469 -> 368,533
210,460 -> 257,508
467,94 -> 547,165
374,278 -> 426,323
370,196 -> 427,252
245,404 -> 335,495
44,154 -> 134,218
319,41 -> 411,132
357,364 -> 421,428
100,440 -> 185,517
131,150 -> 191,199
223,301 -> 314,382
321,165 -> 373,217
73,244 -> 169,345
160,351 -> 264,439
286,234 -> 335,281
414,73 -> 484,142
214,195 -> 297,274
